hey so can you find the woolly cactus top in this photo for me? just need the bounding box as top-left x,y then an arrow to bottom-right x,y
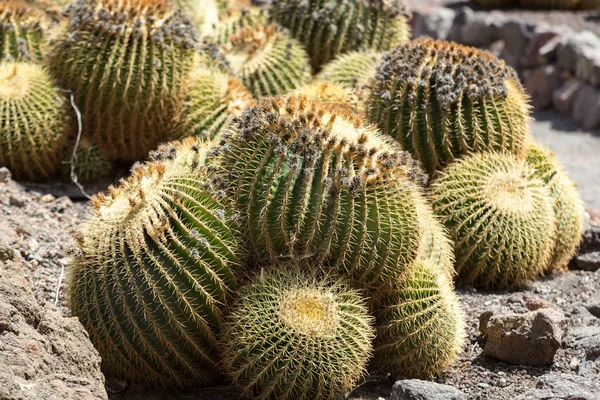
0,63 -> 32,99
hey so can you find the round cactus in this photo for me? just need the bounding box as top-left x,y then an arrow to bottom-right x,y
430,152 -> 556,289
65,137 -> 114,183
49,0 -> 200,162
0,62 -> 69,181
223,23 -> 311,99
217,95 -> 426,285
68,138 -> 243,389
271,0 -> 411,70
519,0 -> 580,9
293,81 -> 358,109
212,6 -> 267,45
221,264 -> 375,400
525,141 -> 584,271
368,38 -> 532,174
177,67 -> 256,141
1,0 -> 48,63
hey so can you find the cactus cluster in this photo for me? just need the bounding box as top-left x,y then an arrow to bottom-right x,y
1,0 -> 48,63
212,7 -> 268,45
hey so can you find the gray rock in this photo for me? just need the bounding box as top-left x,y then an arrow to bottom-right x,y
581,224 -> 600,253
525,65 -> 563,110
557,30 -> 600,73
572,84 -> 600,130
515,373 -> 600,400
522,31 -> 561,68
552,78 -> 584,115
0,167 -> 10,184
567,326 -> 600,358
413,7 -> 456,41
480,308 -> 566,366
390,380 -> 466,400
575,47 -> 600,86
587,303 -> 600,319
574,251 -> 600,271
498,20 -> 535,69
460,12 -> 505,47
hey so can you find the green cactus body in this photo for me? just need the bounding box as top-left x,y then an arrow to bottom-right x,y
222,264 -> 375,400
519,0 -> 581,9
218,96 -> 426,285
368,38 -> 532,174
0,62 -> 69,181
471,0 -> 518,7
223,23 -> 311,99
271,0 -> 411,70
430,152 -> 556,289
525,141 -> 584,271
65,137 -> 114,183
1,0 -> 48,63
293,81 -> 359,110
68,138 -> 242,389
212,7 -> 267,45
178,67 -> 256,141
579,0 -> 600,9
49,0 -> 199,162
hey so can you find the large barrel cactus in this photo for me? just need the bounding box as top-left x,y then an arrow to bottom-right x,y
368,38 -> 531,173
221,264 -> 375,400
271,0 -> 411,70
49,0 -> 199,162
525,141 -> 584,271
68,138 -> 242,389
218,95 -> 426,285
0,62 -> 69,181
1,0 -> 48,63
430,152 -> 556,289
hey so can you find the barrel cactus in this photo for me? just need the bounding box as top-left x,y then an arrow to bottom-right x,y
525,141 -> 584,271
293,82 -> 358,109
177,67 -> 256,141
212,6 -> 267,45
271,0 -> 411,70
49,0 -> 200,162
217,95 -> 426,285
68,138 -> 242,388
579,0 -> 600,9
223,23 -> 311,98
430,152 -> 556,289
221,264 -> 375,400
0,62 -> 69,181
368,38 -> 531,174
1,0 -> 48,63
65,138 -> 114,183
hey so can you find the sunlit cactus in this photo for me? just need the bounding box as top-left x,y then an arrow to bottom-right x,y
271,0 -> 411,70
217,95 -> 427,285
1,0 -> 48,63
525,141 -> 584,271
223,23 -> 311,98
66,137 -> 114,183
49,0 -> 200,162
68,138 -> 242,389
212,6 -> 267,44
221,264 -> 375,400
293,81 -> 359,109
368,38 -> 531,173
430,152 -> 556,289
0,62 -> 69,181
177,67 -> 256,141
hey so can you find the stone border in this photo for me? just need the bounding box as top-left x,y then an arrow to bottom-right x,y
412,4 -> 600,130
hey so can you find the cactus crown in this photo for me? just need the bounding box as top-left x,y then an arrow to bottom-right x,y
293,82 -> 358,110
278,286 -> 339,337
1,0 -> 48,62
212,6 -> 267,44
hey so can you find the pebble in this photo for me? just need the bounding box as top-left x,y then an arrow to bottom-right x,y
39,194 -> 56,203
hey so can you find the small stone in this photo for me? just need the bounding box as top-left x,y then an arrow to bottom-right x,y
8,195 -> 25,207
567,326 -> 600,358
39,194 -> 55,203
104,376 -> 128,394
586,303 -> 600,319
522,30 -> 561,68
390,380 -> 467,400
477,382 -> 490,389
557,30 -> 600,73
572,84 -> 600,130
524,65 -> 562,110
515,373 -> 600,400
574,252 -> 600,272
552,78 -> 584,115
0,167 -> 11,183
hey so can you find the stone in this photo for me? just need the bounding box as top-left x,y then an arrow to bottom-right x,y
574,251 -> 600,271
587,303 -> 600,319
8,195 -> 25,208
480,308 -> 566,366
498,20 -> 535,69
575,47 -> 600,85
390,380 -> 467,400
588,208 -> 600,227
0,167 -> 10,184
515,373 -> 600,400
572,84 -> 600,130
39,194 -> 56,203
460,12 -> 505,47
522,30 -> 561,68
525,65 -> 563,110
567,326 -> 600,358
412,7 -> 456,41
557,30 -> 600,73
552,78 -> 584,115
581,224 -> 600,253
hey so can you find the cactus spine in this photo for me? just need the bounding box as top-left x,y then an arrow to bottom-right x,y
49,0 -> 199,162
368,38 -> 531,173
0,62 -> 69,181
223,23 -> 311,99
68,138 -> 242,388
293,81 -> 359,109
66,138 -> 114,183
221,264 -> 375,400
1,0 -> 48,63
271,0 -> 411,70
218,96 -> 426,285
212,7 -> 267,45
525,141 -> 584,271
430,152 -> 556,289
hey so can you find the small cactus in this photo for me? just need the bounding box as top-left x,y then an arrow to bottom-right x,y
212,6 -> 267,45
65,137 -> 114,183
49,0 -> 200,162
218,96 -> 427,285
271,0 -> 411,70
368,38 -> 531,174
525,141 -> 584,271
68,138 -> 242,389
177,67 -> 256,141
0,62 -> 69,181
221,264 -> 375,400
223,23 -> 311,98
293,81 -> 358,109
1,0 -> 48,63
430,152 -> 556,289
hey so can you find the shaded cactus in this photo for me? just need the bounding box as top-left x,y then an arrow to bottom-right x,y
177,67 -> 256,141
271,0 -> 411,70
217,95 -> 426,285
223,23 -> 311,98
519,0 -> 580,9
293,81 -> 359,109
0,62 -> 69,181
368,38 -> 531,174
579,0 -> 600,9
49,0 -> 200,162
221,264 -> 375,400
65,138 -> 114,183
525,141 -> 584,271
430,152 -> 556,289
212,6 -> 267,44
1,0 -> 48,63
68,138 -> 242,389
